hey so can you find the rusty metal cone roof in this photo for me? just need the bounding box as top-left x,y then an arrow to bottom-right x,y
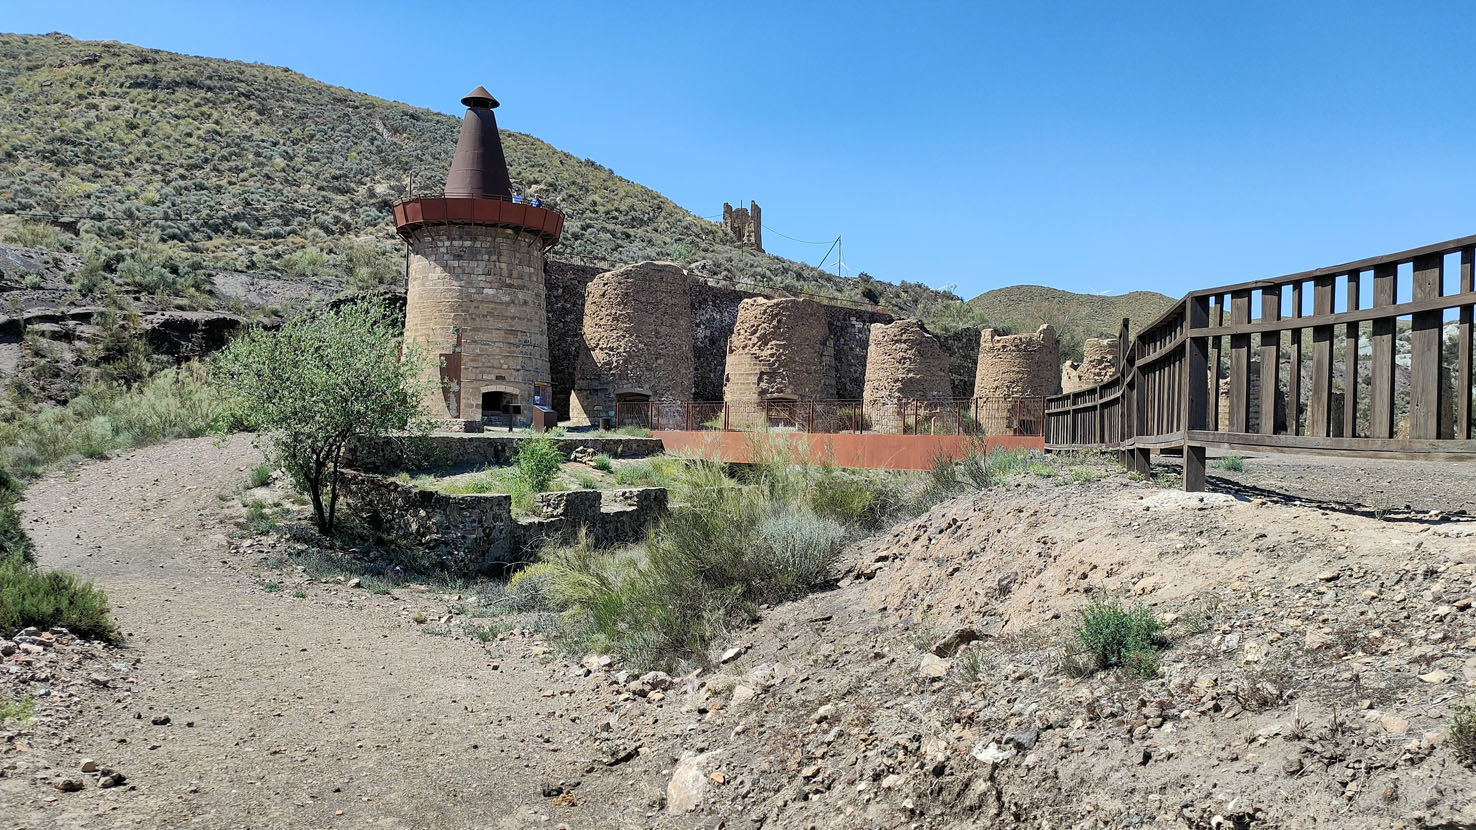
444,86 -> 512,199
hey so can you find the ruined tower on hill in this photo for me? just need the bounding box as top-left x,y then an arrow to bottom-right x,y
722,297 -> 836,428
722,202 -> 762,252
862,320 -> 953,433
392,88 -> 564,429
569,261 -> 695,426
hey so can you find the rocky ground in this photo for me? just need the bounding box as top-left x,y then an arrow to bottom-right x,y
4,438 -> 1476,828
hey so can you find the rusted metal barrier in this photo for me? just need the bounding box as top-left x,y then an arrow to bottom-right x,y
1046,234 -> 1476,490
614,398 -> 1045,437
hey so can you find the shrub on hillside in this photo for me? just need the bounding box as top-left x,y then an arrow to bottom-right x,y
754,508 -> 849,597
505,560 -> 560,612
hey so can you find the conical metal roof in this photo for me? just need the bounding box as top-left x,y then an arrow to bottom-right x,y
444,86 -> 512,199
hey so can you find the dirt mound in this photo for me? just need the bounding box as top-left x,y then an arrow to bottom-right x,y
629,473 -> 1476,828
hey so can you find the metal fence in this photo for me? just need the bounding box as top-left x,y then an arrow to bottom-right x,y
613,398 -> 1045,436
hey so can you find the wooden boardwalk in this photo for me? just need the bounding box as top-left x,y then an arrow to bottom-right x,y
1046,234 -> 1476,490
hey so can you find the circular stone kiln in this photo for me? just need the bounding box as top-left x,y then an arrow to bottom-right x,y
973,325 -> 1059,433
862,319 -> 952,433
1061,337 -> 1120,393
722,297 -> 836,429
569,261 -> 695,426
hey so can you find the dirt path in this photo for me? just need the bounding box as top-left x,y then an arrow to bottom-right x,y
8,436 -> 639,829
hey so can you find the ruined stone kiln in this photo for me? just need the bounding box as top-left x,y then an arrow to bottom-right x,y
568,261 -> 694,425
862,319 -> 952,433
1061,336 -> 1119,393
722,297 -> 837,429
973,324 -> 1059,433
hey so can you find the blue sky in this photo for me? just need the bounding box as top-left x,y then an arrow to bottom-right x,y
9,1 -> 1476,300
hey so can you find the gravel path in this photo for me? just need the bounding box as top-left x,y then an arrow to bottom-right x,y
9,436 -> 633,829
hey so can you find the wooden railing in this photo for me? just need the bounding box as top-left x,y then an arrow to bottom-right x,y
1046,234 -> 1476,490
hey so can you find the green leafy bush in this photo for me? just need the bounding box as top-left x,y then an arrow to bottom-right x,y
590,453 -> 612,472
1214,455 -> 1246,472
1072,596 -> 1167,678
1449,698 -> 1476,766
754,508 -> 849,597
514,435 -> 563,492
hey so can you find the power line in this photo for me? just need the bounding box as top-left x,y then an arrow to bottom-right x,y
760,223 -> 836,246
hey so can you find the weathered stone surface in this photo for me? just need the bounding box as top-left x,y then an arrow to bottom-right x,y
1061,337 -> 1118,393
862,319 -> 952,433
666,752 -> 710,813
974,325 -> 1059,432
340,470 -> 666,575
404,224 -> 549,426
722,297 -> 836,428
570,261 -> 694,425
346,433 -> 663,473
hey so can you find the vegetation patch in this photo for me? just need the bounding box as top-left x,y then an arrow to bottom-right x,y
1069,596 -> 1167,679
1449,698 -> 1476,766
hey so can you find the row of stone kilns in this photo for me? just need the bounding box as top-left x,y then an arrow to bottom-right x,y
567,262 -> 1077,432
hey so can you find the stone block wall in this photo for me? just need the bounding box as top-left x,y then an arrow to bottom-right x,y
935,328 -> 982,399
569,262 -> 695,424
863,319 -> 953,433
1061,337 -> 1120,394
404,225 -> 549,425
345,433 -> 665,474
341,469 -> 667,576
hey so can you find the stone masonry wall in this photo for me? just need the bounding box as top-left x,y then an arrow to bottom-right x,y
1061,337 -> 1120,394
570,261 -> 694,424
341,469 -> 667,576
723,297 -> 837,427
863,320 -> 953,433
405,225 -> 548,425
345,434 -> 664,474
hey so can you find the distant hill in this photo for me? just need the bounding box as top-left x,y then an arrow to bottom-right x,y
967,285 -> 1177,359
0,32 -> 969,319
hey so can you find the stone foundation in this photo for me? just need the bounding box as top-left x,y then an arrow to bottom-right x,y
341,470 -> 667,576
346,433 -> 665,473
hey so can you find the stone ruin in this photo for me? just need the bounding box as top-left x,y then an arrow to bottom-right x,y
973,325 -> 1059,433
721,201 -> 762,252
569,261 -> 694,425
722,297 -> 836,428
1061,337 -> 1119,394
862,319 -> 952,433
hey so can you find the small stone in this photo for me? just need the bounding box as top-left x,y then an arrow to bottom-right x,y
151,715 -> 171,726
930,627 -> 982,658
1381,714 -> 1410,735
918,653 -> 951,679
666,752 -> 709,813
1283,757 -> 1303,775
1418,670 -> 1451,684
53,778 -> 84,792
1317,569 -> 1342,582
80,759 -> 98,773
347,578 -> 361,588
811,703 -> 838,724
970,742 -> 1015,765
719,646 -> 745,664
730,685 -> 756,705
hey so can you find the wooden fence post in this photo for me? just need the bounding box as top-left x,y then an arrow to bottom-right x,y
1184,296 -> 1210,492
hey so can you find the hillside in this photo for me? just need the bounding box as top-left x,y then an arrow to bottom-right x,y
0,32 -> 963,317
968,284 -> 1177,346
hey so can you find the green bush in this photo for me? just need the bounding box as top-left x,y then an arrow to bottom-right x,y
1072,596 -> 1167,678
505,560 -> 560,612
0,695 -> 35,723
1214,455 -> 1246,472
591,453 -> 612,472
1450,698 -> 1476,766
514,435 -> 563,492
754,508 -> 849,597
0,554 -> 118,641
248,463 -> 274,488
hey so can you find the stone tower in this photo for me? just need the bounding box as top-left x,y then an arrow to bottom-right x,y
722,297 -> 835,428
974,325 -> 1060,433
570,261 -> 695,426
862,320 -> 952,433
721,201 -> 762,252
1061,337 -> 1120,394
393,87 -> 564,429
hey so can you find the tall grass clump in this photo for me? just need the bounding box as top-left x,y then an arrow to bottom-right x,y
514,435 -> 563,492
541,447 -> 925,670
0,363 -> 220,476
